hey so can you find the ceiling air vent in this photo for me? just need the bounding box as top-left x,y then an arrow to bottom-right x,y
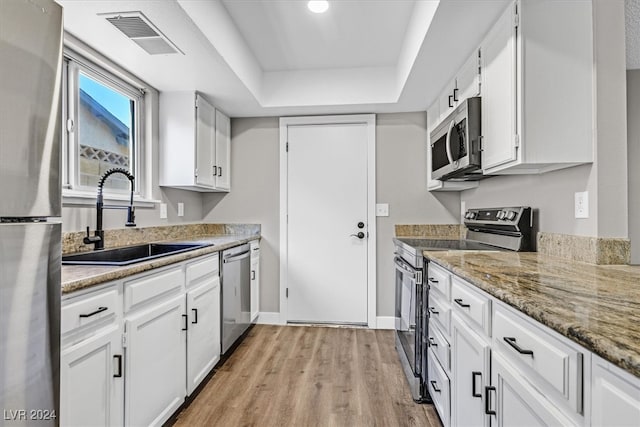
101,11 -> 183,55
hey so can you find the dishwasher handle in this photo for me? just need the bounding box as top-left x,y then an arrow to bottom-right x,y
223,250 -> 251,263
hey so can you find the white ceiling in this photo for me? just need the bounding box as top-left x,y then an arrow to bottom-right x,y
56,0 -> 567,117
221,0 -> 416,71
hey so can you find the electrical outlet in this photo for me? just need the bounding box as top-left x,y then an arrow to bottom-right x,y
376,203 -> 389,217
575,191 -> 589,218
178,202 -> 184,217
159,203 -> 167,219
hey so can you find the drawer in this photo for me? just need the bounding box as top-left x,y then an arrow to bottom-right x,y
124,266 -> 184,312
427,262 -> 450,299
186,253 -> 219,287
61,286 -> 118,334
428,321 -> 451,372
451,276 -> 491,336
428,291 -> 451,336
428,348 -> 451,427
493,304 -> 584,414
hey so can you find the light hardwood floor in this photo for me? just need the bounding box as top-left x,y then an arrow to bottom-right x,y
173,325 -> 441,427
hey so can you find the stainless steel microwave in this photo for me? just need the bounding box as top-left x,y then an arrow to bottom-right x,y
430,97 -> 483,181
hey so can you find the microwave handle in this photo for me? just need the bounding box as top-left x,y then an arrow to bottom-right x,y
445,119 -> 455,166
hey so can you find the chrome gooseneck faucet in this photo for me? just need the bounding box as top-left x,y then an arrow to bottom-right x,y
84,168 -> 136,250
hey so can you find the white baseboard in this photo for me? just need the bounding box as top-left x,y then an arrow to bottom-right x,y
375,316 -> 395,330
256,312 -> 285,325
256,313 -> 394,329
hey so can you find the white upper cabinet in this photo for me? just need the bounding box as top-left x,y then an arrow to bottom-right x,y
160,92 -> 231,192
480,0 -> 594,174
436,49 -> 482,127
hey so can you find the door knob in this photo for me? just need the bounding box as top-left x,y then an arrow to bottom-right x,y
350,232 -> 365,239
357,222 -> 365,229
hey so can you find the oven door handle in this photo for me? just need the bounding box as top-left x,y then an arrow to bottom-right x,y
445,119 -> 455,167
394,257 -> 422,284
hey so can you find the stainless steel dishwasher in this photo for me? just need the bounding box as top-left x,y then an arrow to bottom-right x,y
221,244 -> 252,354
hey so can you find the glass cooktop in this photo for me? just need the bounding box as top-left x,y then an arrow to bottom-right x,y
396,238 -> 502,252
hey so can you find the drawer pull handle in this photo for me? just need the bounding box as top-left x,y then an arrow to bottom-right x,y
427,277 -> 439,284
79,306 -> 108,318
429,307 -> 439,315
472,371 -> 482,397
191,308 -> 198,324
182,314 -> 188,331
429,337 -> 438,347
113,355 -> 123,378
430,380 -> 441,393
485,386 -> 496,415
503,337 -> 534,356
454,298 -> 470,308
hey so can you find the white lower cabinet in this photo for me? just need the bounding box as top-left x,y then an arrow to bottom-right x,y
490,352 -> 575,426
62,251 -> 226,427
125,294 -> 186,427
451,313 -> 490,427
250,240 -> 260,322
591,355 -> 640,427
429,260 -> 628,427
186,278 -> 221,395
428,348 -> 451,427
60,284 -> 124,427
60,324 -> 124,427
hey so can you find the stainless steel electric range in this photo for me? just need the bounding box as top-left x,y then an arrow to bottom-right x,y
393,206 -> 533,403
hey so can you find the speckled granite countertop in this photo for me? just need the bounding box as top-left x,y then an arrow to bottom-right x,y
62,234 -> 259,294
423,250 -> 640,378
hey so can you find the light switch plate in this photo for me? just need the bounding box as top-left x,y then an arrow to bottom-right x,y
575,191 -> 589,218
159,203 -> 167,219
178,202 -> 184,217
376,203 -> 389,217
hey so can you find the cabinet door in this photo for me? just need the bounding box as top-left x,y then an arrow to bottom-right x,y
250,257 -> 259,322
60,325 -> 123,427
591,356 -> 640,427
186,278 -> 221,396
456,49 -> 481,101
451,314 -> 490,427
438,78 -> 457,122
480,1 -> 518,171
125,295 -> 186,427
489,353 -> 574,427
214,110 -> 231,191
195,94 -> 215,188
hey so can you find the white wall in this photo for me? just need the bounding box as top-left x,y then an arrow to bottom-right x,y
628,70 -> 640,264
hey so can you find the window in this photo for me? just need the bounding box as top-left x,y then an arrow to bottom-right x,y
62,48 -> 147,199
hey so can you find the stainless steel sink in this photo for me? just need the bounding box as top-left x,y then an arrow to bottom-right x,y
62,242 -> 213,266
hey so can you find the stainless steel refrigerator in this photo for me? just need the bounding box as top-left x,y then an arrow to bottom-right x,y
0,0 -> 63,425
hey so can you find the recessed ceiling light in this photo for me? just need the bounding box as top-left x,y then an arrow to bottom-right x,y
308,0 -> 329,14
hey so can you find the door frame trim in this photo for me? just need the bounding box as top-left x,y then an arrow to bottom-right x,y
279,114 -> 377,327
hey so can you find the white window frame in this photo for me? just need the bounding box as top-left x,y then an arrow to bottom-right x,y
61,33 -> 157,206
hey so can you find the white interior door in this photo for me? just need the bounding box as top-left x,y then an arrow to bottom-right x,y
286,122 -> 368,324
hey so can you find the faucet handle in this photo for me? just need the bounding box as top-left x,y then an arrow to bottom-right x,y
83,226 -> 101,244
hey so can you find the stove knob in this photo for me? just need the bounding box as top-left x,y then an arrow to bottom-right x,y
470,212 -> 477,220
506,211 -> 517,221
496,210 -> 505,220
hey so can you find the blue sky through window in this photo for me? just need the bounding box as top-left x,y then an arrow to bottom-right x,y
79,73 -> 132,128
